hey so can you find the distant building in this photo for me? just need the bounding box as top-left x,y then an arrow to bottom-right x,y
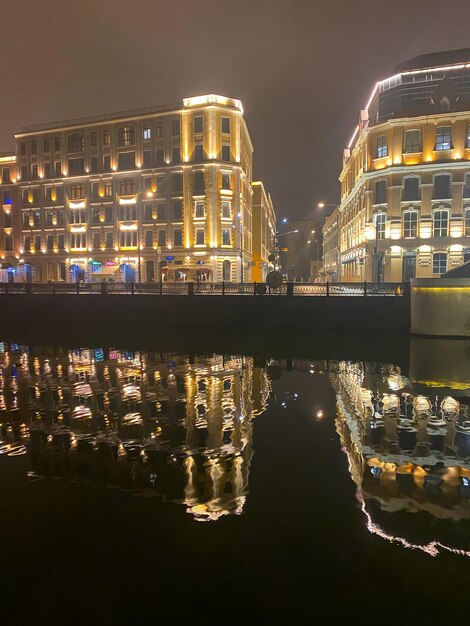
285,218 -> 318,281
338,48 -> 470,282
321,207 -> 339,281
0,94 -> 276,283
251,181 -> 276,281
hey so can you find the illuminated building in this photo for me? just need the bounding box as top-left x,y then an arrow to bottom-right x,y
337,48 -> 470,282
0,342 -> 270,520
320,207 -> 340,281
0,94 -> 276,283
251,181 -> 276,281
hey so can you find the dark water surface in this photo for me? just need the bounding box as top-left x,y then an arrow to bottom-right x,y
0,329 -> 470,623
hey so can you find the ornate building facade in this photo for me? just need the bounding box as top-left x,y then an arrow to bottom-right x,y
336,48 -> 470,282
0,95 -> 275,283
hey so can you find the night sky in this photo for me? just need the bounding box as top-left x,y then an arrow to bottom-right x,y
1,0 -> 470,221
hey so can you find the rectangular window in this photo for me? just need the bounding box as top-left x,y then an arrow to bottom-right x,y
156,122 -> 163,138
1,168 -> 10,184
374,180 -> 387,204
34,235 -> 41,251
119,231 -> 137,248
91,181 -> 99,197
46,234 -> 54,251
43,138 -> 50,153
375,213 -> 386,239
58,234 -> 65,250
221,200 -> 231,218
54,161 -> 61,176
194,144 -> 204,161
91,207 -> 101,224
195,228 -> 205,245
54,137 -> 61,151
119,204 -> 136,221
69,184 -> 85,200
435,126 -> 452,151
194,200 -> 205,218
143,177 -> 152,192
90,131 -> 97,147
433,210 -> 449,237
4,236 -> 12,252
20,142 -> 27,156
171,119 -> 180,136
104,181 -> 112,197
403,211 -> 418,237
144,230 -> 153,247
403,177 -> 420,201
194,171 -> 204,193
221,173 -> 230,190
376,135 -> 387,158
105,232 -> 114,248
222,144 -> 231,162
173,229 -> 183,246
157,203 -> 166,220
404,130 -> 421,153
103,155 -> 111,171
144,204 -> 153,221
2,190 -> 11,204
466,126 -> 470,149
118,151 -> 135,170
90,156 -> 98,173
31,140 -> 37,155
172,147 -> 180,164
70,209 -> 86,224
68,158 -> 85,175
143,150 -> 151,167
158,230 -> 166,246
92,232 -> 100,249
20,165 -> 28,180
172,173 -> 182,193
172,199 -> 183,220
433,252 -> 447,275
194,116 -> 203,133
71,233 -> 86,249
143,126 -> 152,141
31,164 -> 38,179
222,228 -> 231,245
103,130 -> 111,145
23,236 -> 31,251
222,117 -> 230,134
434,174 -> 451,199
44,162 -> 52,178
4,212 -> 12,228
156,149 -> 165,166
105,206 -> 113,223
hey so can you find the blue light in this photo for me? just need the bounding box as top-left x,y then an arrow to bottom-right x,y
463,477 -> 469,487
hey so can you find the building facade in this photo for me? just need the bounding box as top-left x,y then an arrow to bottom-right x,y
0,94 -> 276,283
320,207 -> 340,281
251,181 -> 276,281
337,48 -> 470,282
285,218 -> 318,281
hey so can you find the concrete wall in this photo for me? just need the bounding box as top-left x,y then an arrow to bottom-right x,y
0,293 -> 410,332
411,278 -> 470,336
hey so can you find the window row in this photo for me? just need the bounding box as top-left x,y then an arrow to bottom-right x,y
374,208 -> 470,239
374,174 -> 457,203
375,125 -> 470,158
19,117 -> 232,157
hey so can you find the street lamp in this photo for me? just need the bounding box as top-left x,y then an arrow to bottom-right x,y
273,229 -> 298,274
317,202 -> 337,210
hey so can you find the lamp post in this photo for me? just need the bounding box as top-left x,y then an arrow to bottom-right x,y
274,228 -> 299,276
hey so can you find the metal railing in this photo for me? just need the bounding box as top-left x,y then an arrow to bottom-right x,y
0,281 -> 407,297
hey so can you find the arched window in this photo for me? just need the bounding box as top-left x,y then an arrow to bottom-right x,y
403,210 -> 418,238
402,177 -> 420,202
118,126 -> 135,147
119,179 -> 135,196
67,133 -> 84,153
439,96 -> 451,112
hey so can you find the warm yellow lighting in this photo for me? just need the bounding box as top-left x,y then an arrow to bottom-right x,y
69,201 -> 86,209
146,191 -> 154,198
419,245 -> 432,253
120,223 -> 137,231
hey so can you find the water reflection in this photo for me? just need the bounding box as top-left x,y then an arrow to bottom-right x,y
332,360 -> 470,556
0,341 -> 270,521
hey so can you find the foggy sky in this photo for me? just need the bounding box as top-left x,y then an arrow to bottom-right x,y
1,0 -> 470,222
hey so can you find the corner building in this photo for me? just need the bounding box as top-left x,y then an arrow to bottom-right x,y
338,49 -> 470,282
3,95 -> 256,282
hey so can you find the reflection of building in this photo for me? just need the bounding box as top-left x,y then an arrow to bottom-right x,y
251,181 -> 276,281
331,360 -> 470,556
0,342 -> 270,521
0,94 -> 268,283
338,48 -> 470,283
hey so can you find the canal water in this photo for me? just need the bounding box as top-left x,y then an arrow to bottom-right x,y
0,333 -> 469,622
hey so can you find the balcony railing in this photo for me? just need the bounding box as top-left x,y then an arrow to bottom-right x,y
0,282 -> 407,297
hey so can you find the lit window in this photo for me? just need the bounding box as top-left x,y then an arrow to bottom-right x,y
143,127 -> 152,141
403,210 -> 418,238
69,184 -> 85,200
402,177 -> 420,201
104,181 -> 112,197
120,231 -> 137,248
71,233 -> 87,249
118,126 -> 135,147
435,126 -> 452,151
376,135 -> 387,158
221,200 -> 231,218
465,209 -> 470,237
404,130 -> 421,153
103,130 -> 111,145
119,179 -> 135,195
432,252 -> 447,274
466,126 -> 470,149
375,213 -> 386,239
433,210 -> 449,237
